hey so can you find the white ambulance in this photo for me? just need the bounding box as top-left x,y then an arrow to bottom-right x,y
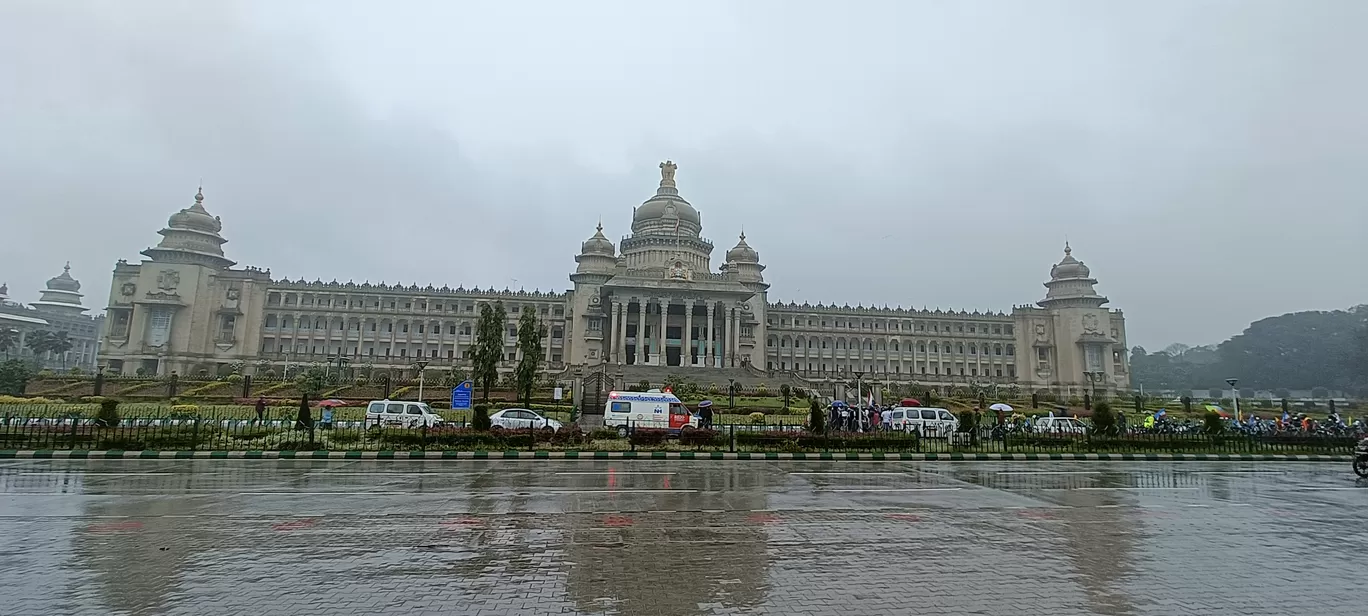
603,389 -> 699,437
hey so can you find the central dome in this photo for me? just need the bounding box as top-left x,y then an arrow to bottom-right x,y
632,160 -> 701,227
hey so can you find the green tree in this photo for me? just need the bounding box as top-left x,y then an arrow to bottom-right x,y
295,366 -> 328,398
0,359 -> 31,396
806,396 -> 825,434
0,328 -> 19,360
25,329 -> 52,358
472,302 -> 507,401
513,309 -> 544,406
1091,401 -> 1118,436
47,331 -> 73,369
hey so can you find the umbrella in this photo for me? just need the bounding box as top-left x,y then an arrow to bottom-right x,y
317,399 -> 347,408
989,403 -> 1013,412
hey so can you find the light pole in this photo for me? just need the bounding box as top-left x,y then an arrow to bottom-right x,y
415,360 -> 430,403
1225,378 -> 1240,421
728,378 -> 736,410
1083,371 -> 1102,408
853,370 -> 865,408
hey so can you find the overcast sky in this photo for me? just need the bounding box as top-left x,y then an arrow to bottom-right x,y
2,0 -> 1364,349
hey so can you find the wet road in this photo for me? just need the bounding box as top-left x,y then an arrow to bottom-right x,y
0,460 -> 1364,616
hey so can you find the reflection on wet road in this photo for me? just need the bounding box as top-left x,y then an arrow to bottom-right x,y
0,460 -> 1364,615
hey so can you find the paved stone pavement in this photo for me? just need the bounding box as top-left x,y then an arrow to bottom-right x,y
0,460 -> 1364,615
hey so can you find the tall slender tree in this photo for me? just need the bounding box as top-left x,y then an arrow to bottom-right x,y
47,331 -> 73,369
514,309 -> 544,406
0,328 -> 19,360
472,302 -> 507,401
26,330 -> 52,364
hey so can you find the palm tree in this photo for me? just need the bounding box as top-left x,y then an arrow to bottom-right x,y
0,328 -> 18,360
48,331 -> 73,369
26,329 -> 52,361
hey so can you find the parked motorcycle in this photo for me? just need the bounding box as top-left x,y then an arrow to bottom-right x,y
1354,438 -> 1368,478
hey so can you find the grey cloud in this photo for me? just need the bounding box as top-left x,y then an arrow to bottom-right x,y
1,0 -> 1364,350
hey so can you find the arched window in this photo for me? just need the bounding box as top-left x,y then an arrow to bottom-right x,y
968,343 -> 977,355
957,343 -> 964,354
930,342 -> 939,353
994,344 -> 1003,356
1006,344 -> 1015,356
892,340 -> 900,351
918,342 -> 926,353
265,314 -> 278,328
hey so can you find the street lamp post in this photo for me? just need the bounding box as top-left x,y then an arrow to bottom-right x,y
728,378 -> 736,410
415,360 -> 430,403
1225,378 -> 1240,421
1083,371 -> 1102,408
853,371 -> 865,408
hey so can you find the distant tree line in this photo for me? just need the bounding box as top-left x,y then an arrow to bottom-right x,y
1131,305 -> 1367,395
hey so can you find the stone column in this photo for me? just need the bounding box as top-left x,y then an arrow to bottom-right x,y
704,303 -> 715,368
625,300 -> 636,365
728,307 -> 739,367
623,301 -> 632,364
683,300 -> 694,367
610,301 -> 621,364
626,299 -> 637,364
657,298 -> 669,367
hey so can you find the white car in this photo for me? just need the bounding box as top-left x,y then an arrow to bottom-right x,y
490,408 -> 563,431
364,399 -> 445,429
888,407 -> 959,438
1034,416 -> 1088,435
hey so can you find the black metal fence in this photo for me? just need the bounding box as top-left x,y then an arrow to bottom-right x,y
0,415 -> 1359,455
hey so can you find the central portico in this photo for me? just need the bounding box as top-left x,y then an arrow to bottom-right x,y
568,161 -> 770,370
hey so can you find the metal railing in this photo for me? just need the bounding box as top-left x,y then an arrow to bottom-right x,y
0,413 -> 1358,455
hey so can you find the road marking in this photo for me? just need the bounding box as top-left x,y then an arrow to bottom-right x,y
1285,487 -> 1363,491
997,471 -> 1101,475
545,489 -> 697,494
554,472 -> 677,476
27,472 -> 176,477
236,491 -> 413,496
305,472 -> 487,476
790,472 -> 910,476
1074,487 -> 1198,491
816,487 -> 963,493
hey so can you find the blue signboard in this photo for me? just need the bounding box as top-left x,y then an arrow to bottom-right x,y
451,381 -> 473,410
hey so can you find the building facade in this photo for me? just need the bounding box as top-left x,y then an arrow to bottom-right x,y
0,265 -> 105,371
98,164 -> 1129,396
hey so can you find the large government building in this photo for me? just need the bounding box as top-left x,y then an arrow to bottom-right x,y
97,162 -> 1129,396
1,265 -> 105,372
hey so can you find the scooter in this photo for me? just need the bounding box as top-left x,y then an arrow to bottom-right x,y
1354,438 -> 1368,478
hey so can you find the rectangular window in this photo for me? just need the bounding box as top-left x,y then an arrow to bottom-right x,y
417,325 -> 424,334
402,324 -> 409,333
447,349 -> 454,358
449,325 -> 457,335
1085,346 -> 1103,372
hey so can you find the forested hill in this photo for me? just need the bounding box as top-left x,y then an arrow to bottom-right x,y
1132,305 -> 1367,395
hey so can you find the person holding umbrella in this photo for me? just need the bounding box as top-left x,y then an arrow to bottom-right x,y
989,402 -> 1014,427
697,400 -> 714,429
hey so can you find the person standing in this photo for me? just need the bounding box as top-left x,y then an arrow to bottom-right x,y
255,397 -> 267,423
698,400 -> 714,430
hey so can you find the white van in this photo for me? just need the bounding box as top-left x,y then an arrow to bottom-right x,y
364,399 -> 444,429
603,390 -> 698,436
887,407 -> 959,438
